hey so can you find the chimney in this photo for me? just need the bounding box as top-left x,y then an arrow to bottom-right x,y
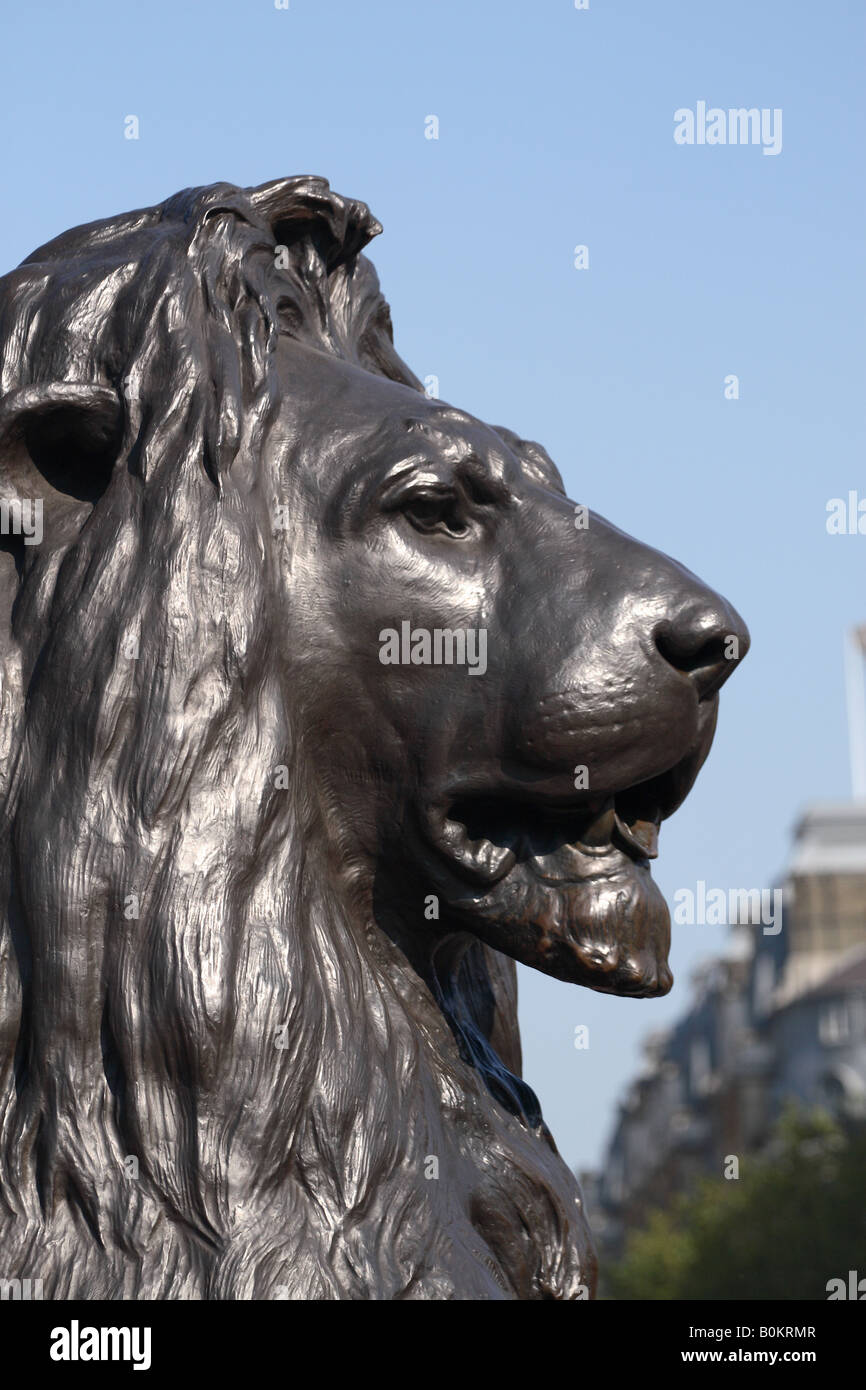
845,625 -> 866,799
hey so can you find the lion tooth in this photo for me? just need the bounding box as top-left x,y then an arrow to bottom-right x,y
438,818 -> 516,881
613,813 -> 659,860
576,803 -> 616,848
477,842 -> 517,880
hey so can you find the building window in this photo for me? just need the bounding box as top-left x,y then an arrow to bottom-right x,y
819,1001 -> 850,1045
690,1039 -> 713,1095
753,954 -> 775,1017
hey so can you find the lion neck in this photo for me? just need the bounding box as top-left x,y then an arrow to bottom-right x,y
0,625 -> 592,1299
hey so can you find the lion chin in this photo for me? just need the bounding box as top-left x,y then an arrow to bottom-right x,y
454,848 -> 673,997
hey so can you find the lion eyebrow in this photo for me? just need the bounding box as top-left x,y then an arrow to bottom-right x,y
377,453 -> 513,508
455,454 -> 513,505
379,456 -> 428,489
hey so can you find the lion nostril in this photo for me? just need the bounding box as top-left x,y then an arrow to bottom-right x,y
656,628 -> 725,675
655,605 -> 749,700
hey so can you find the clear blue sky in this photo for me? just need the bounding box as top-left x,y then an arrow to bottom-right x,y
1,0 -> 863,1170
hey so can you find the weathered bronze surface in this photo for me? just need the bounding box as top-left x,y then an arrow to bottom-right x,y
0,177 -> 748,1299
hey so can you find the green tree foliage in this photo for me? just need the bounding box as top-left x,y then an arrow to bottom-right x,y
604,1109 -> 866,1300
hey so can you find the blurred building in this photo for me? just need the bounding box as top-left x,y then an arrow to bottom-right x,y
586,800 -> 866,1257
766,802 -> 866,1122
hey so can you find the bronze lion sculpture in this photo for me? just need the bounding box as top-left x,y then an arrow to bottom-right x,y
0,176 -> 748,1299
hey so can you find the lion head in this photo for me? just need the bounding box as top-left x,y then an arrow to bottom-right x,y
0,176 -> 747,1300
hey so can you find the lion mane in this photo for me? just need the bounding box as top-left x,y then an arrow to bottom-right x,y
0,177 -> 594,1299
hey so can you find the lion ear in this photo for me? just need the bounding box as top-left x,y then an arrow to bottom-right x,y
0,382 -> 123,544
248,175 -> 382,269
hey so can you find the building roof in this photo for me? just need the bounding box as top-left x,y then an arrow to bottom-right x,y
773,942 -> 866,1012
788,801 -> 866,875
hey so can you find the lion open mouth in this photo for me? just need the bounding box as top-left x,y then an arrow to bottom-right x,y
427,752 -> 706,883
432,792 -> 659,882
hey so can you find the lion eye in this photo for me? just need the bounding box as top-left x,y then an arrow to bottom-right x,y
401,492 -> 469,538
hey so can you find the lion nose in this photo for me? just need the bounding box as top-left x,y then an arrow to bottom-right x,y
653,592 -> 750,701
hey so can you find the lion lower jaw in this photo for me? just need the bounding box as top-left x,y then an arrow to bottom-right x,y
448,845 -> 673,998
